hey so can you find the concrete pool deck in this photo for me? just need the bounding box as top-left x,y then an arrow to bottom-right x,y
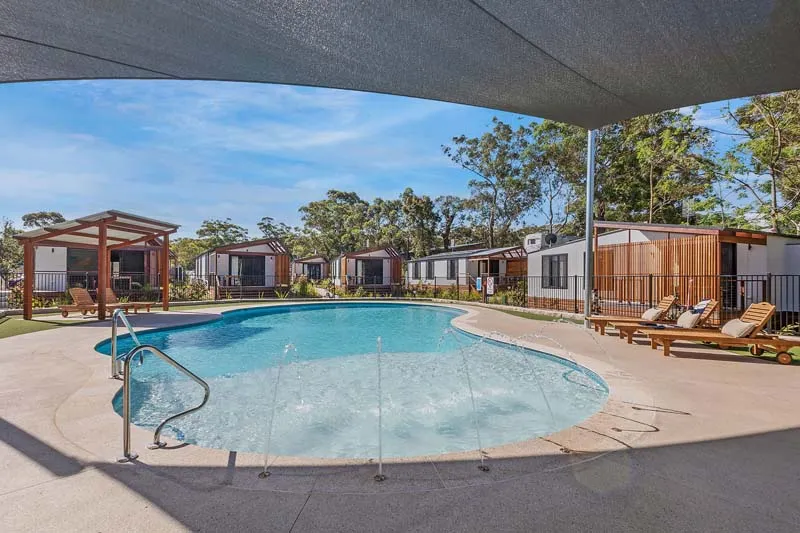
1,301 -> 798,532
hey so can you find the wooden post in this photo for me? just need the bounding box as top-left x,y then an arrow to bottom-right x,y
23,241 -> 34,320
97,222 -> 108,320
161,233 -> 170,310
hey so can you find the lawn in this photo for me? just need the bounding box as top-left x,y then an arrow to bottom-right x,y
0,316 -> 82,339
724,345 -> 800,365
497,308 -> 583,324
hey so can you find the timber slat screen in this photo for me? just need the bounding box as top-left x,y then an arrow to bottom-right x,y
595,234 -> 720,305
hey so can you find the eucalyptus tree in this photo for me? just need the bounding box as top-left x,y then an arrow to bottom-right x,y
723,91 -> 800,233
443,117 -> 541,247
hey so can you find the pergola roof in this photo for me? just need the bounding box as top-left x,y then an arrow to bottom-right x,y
2,1 -> 799,128
13,210 -> 179,249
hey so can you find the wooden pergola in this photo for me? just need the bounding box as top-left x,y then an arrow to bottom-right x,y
13,210 -> 179,320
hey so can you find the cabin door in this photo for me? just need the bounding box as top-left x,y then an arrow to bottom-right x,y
234,255 -> 266,286
720,243 -> 737,308
306,264 -> 321,280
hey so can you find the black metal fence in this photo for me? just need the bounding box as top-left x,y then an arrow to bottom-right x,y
2,270 -> 798,332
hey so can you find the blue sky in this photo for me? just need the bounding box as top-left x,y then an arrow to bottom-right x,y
0,80 -> 739,238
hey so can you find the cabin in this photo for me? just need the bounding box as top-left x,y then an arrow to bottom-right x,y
406,246 -> 527,289
30,238 -> 175,293
331,246 -> 402,292
292,255 -> 329,280
527,221 -> 800,317
194,238 -> 291,297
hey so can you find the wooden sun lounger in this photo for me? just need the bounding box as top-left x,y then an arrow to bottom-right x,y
59,287 -> 99,317
610,299 -> 719,344
644,302 -> 798,365
587,295 -> 677,335
59,288 -> 132,318
107,288 -> 153,314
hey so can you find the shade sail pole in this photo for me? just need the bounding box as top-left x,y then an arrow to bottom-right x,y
583,129 -> 597,327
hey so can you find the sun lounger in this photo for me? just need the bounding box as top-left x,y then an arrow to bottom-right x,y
587,295 -> 677,335
107,288 -> 153,314
644,302 -> 798,365
58,287 -> 99,317
610,299 -> 719,343
59,288 -> 132,318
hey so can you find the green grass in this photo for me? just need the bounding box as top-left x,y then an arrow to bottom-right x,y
496,308 -> 583,324
723,344 -> 800,364
0,316 -> 82,339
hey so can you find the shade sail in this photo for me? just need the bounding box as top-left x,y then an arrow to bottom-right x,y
2,1 -> 799,128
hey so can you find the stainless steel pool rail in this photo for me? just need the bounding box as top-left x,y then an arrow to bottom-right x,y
109,310 -> 210,463
110,308 -> 142,379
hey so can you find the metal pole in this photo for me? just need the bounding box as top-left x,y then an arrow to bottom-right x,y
584,129 -> 597,327
111,318 -> 118,378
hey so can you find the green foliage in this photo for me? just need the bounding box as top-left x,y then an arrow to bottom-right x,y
300,190 -> 370,257
170,278 -> 209,301
353,286 -> 367,298
0,219 -> 22,277
401,188 -> 439,257
291,276 -> 317,298
314,278 -> 334,290
275,289 -> 290,299
172,237 -> 207,271
196,218 -> 249,248
443,117 -> 542,247
7,285 -> 69,309
21,211 -> 65,228
721,91 -> 800,233
434,195 -> 467,250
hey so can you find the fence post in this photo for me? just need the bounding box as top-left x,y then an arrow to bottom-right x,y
648,274 -> 654,308
573,275 -> 578,313
434,277 -> 437,299
765,273 -> 772,304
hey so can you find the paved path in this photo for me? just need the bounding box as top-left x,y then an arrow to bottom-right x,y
1,303 -> 798,532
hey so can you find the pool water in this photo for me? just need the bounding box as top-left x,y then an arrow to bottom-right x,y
96,303 -> 608,458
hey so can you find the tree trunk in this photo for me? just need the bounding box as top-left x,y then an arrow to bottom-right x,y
648,164 -> 655,224
770,168 -> 779,232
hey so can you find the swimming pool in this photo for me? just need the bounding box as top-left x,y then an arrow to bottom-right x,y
97,303 -> 608,458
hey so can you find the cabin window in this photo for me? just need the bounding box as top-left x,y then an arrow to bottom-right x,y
67,248 -> 97,271
447,259 -> 457,280
412,261 -> 420,279
542,254 -> 568,289
426,260 -> 435,280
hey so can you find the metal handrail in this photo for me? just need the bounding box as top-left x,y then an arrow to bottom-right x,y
118,343 -> 210,462
110,308 -> 142,379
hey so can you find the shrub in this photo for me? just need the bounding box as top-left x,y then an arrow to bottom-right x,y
291,276 -> 316,298
170,278 -> 209,301
353,286 -> 367,298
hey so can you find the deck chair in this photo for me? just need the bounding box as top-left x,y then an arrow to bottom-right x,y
645,302 -> 797,365
59,287 -> 99,317
611,299 -> 719,344
59,288 -> 130,318
107,288 -> 153,314
587,295 -> 678,335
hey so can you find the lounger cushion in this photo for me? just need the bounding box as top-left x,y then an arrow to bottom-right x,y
692,299 -> 711,314
721,319 -> 756,338
641,307 -> 663,321
677,310 -> 702,329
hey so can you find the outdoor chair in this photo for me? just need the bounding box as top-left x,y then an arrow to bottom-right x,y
587,295 -> 678,335
106,288 -> 153,314
644,302 -> 798,365
610,299 -> 719,344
